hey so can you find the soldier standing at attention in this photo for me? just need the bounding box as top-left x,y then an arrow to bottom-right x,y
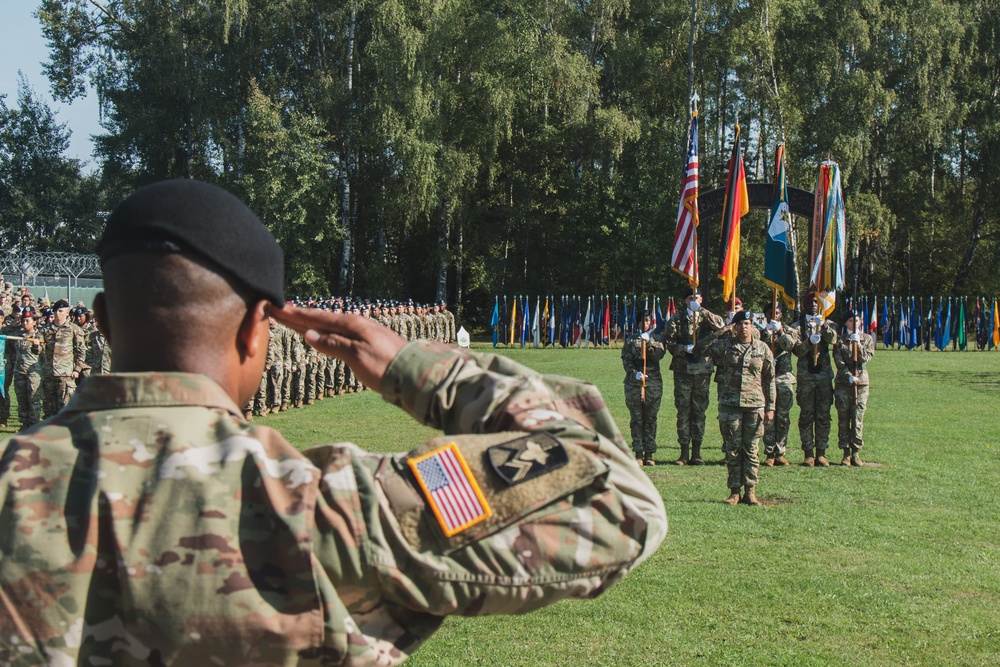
662,287 -> 725,465
622,310 -> 666,466
760,302 -> 798,466
696,310 -> 775,506
0,180 -> 666,663
787,291 -> 838,466
833,309 -> 875,466
41,299 -> 87,417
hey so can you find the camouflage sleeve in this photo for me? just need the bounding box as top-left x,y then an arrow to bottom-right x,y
309,341 -> 667,621
621,337 -> 636,372
762,345 -> 776,411
662,318 -> 683,357
73,325 -> 87,374
699,308 -> 726,331
832,341 -> 848,373
693,330 -> 723,358
821,320 -> 838,344
646,335 -> 666,361
776,326 -> 799,351
859,335 -> 875,363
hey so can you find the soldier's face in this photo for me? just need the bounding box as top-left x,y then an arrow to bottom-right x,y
22,316 -> 36,332
735,320 -> 753,341
642,316 -> 653,331
770,308 -> 782,322
846,317 -> 856,332
54,307 -> 70,325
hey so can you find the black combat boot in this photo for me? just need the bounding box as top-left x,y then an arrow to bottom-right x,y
675,444 -> 689,466
689,442 -> 705,466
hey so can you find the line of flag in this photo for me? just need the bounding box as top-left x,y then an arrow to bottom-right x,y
489,295 -> 680,348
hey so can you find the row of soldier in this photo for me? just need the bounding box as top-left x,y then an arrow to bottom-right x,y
0,286 -> 458,429
623,287 -> 875,503
241,297 -> 457,418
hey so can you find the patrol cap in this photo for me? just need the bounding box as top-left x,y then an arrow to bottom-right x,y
97,179 -> 285,305
53,299 -> 70,310
732,310 -> 753,324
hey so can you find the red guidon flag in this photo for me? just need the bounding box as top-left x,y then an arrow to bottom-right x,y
717,124 -> 750,302
670,112 -> 700,285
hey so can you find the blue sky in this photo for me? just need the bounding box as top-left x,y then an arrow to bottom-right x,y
1,2 -> 101,166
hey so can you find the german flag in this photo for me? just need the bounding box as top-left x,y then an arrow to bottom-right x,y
717,125 -> 749,302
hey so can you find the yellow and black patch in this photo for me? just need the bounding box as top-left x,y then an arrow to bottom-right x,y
487,433 -> 568,486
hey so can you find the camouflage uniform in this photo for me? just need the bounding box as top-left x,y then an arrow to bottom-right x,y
0,319 -> 15,426
442,307 -> 456,343
266,320 -> 285,411
787,319 -> 837,458
42,319 -> 87,417
0,342 -> 667,664
9,327 -> 44,429
761,324 -> 799,459
621,329 -> 666,459
696,332 -> 775,493
662,307 -> 725,462
87,329 -> 113,376
832,330 -> 875,455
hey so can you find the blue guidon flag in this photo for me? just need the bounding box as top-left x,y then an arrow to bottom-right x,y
409,443 -> 492,537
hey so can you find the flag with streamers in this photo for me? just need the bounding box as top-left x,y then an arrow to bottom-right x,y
808,161 -> 846,316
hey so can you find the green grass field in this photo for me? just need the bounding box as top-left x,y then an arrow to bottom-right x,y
4,346 -> 998,665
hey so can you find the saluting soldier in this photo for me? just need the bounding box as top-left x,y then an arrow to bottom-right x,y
662,287 -> 725,465
9,306 -> 45,430
787,291 -> 838,466
696,310 -> 776,506
621,310 -> 666,466
760,302 -> 799,466
833,309 -> 875,466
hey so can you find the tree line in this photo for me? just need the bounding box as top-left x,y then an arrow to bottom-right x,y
1,0 -> 997,325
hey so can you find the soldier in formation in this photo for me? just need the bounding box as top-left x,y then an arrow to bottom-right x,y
760,302 -> 798,466
833,309 -> 875,466
621,310 -> 666,466
662,287 -> 725,465
696,310 -> 775,506
788,291 -> 838,466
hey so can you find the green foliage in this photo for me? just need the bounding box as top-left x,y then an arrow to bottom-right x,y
3,0 -> 994,313
0,77 -> 104,251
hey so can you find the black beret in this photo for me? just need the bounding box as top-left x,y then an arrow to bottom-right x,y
53,299 -> 70,310
732,310 -> 753,324
97,179 -> 284,305
42,307 -> 53,316
682,287 -> 699,299
844,309 -> 858,321
20,306 -> 37,319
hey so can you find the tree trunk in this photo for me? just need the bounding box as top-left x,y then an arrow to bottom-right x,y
338,3 -> 356,293
455,217 -> 464,317
436,203 -> 450,303
953,200 -> 984,291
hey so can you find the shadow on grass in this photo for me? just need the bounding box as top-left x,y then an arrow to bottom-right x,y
910,370 -> 1000,390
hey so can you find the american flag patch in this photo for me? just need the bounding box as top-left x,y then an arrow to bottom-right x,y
409,443 -> 492,537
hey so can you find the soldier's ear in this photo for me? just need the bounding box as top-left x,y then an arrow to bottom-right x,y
93,293 -> 111,345
238,299 -> 270,362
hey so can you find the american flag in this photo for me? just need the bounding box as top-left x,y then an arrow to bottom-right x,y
671,113 -> 700,285
410,444 -> 491,537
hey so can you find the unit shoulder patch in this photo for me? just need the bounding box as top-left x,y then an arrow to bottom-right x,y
487,432 -> 568,486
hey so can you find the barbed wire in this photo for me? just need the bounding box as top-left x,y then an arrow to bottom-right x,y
0,251 -> 101,280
